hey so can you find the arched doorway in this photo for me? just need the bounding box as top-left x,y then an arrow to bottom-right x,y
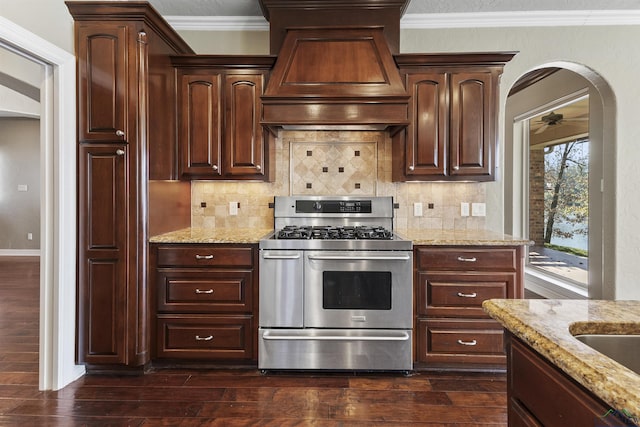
504,63 -> 616,300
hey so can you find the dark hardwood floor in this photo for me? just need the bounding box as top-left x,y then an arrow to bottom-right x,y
0,256 -> 507,426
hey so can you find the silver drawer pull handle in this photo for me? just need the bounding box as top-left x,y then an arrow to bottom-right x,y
457,256 -> 477,262
457,292 -> 477,298
195,289 -> 214,294
195,254 -> 214,260
195,335 -> 213,341
457,339 -> 477,346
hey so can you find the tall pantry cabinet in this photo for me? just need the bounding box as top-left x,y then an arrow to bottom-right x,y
67,2 -> 192,371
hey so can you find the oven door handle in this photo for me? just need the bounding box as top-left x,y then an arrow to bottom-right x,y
262,331 -> 411,341
307,255 -> 411,261
262,254 -> 301,260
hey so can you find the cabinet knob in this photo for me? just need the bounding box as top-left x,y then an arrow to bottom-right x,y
408,165 -> 415,171
212,165 -> 218,171
256,165 -> 262,171
115,130 -> 125,137
115,149 -> 125,156
453,165 -> 460,171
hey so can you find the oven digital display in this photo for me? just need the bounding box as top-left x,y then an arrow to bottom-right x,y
296,200 -> 373,213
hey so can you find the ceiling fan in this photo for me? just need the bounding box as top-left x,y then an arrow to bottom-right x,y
534,111 -> 589,134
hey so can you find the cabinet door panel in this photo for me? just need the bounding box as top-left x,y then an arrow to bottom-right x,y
77,24 -> 129,142
224,74 -> 265,176
449,72 -> 493,177
509,337 -> 620,427
179,73 -> 222,177
405,73 -> 447,176
77,145 -> 127,364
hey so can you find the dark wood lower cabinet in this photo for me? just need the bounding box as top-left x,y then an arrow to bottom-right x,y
151,244 -> 258,366
506,333 -> 625,427
414,245 -> 525,371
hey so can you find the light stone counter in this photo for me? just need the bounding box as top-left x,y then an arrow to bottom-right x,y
483,299 -> 640,421
149,227 -> 273,244
397,228 -> 532,246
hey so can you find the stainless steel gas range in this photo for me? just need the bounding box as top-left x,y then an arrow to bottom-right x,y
258,196 -> 413,372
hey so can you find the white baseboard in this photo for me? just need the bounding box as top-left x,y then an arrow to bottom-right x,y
0,249 -> 41,256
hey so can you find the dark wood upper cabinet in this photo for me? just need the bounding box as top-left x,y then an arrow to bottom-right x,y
178,72 -> 223,177
173,56 -> 276,181
76,23 -> 130,143
393,53 -> 516,182
224,73 -> 266,177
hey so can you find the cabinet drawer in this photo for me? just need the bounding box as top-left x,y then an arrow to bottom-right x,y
509,337 -> 620,427
157,270 -> 252,313
157,246 -> 253,268
416,319 -> 505,365
416,272 -> 514,317
416,247 -> 517,271
156,315 -> 253,360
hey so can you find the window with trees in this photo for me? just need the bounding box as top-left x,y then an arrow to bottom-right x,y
527,96 -> 589,289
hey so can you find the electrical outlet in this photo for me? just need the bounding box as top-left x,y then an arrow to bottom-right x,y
413,202 -> 423,217
27,233 -> 33,241
229,201 -> 238,216
472,202 -> 486,217
18,184 -> 28,192
460,202 -> 470,217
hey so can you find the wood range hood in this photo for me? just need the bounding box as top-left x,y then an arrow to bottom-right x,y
259,0 -> 411,132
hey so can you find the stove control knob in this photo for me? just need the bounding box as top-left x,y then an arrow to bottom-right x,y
313,201 -> 322,211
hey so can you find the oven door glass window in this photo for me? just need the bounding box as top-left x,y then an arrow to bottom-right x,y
322,272 -> 392,310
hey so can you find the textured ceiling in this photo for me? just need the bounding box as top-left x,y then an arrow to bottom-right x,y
147,0 -> 640,16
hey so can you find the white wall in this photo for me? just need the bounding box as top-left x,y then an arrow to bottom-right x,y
0,118 -> 40,250
1,3 -> 638,299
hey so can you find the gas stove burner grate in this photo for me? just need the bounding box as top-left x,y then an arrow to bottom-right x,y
276,225 -> 393,240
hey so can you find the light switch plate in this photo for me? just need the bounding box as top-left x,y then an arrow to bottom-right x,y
229,201 -> 238,216
472,202 -> 486,217
460,202 -> 470,217
413,202 -> 423,217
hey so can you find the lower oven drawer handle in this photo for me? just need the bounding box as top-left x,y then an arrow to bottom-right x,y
262,332 -> 410,341
457,339 -> 478,346
262,254 -> 301,259
195,335 -> 214,341
307,255 -> 411,261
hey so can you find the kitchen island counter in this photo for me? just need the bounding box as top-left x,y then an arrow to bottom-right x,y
483,299 -> 640,422
149,227 -> 273,244
397,228 -> 532,246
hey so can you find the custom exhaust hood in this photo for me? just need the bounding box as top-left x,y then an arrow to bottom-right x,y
259,0 -> 411,132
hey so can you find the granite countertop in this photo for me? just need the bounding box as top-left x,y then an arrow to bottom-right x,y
150,227 -> 532,246
483,299 -> 640,420
396,228 -> 532,246
149,227 -> 273,244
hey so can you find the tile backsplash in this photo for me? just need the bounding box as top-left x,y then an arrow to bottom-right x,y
191,130 -> 487,230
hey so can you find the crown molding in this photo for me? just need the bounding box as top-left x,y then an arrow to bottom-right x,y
166,15 -> 269,31
166,10 -> 640,31
401,10 -> 640,29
